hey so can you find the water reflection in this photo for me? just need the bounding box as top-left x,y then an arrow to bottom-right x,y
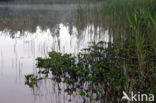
0,4 -> 109,103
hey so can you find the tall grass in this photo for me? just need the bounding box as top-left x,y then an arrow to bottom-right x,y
25,0 -> 156,102
101,0 -> 156,96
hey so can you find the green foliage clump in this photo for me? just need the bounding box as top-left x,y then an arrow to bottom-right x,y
25,40 -> 155,102
25,0 -> 156,102
25,74 -> 37,88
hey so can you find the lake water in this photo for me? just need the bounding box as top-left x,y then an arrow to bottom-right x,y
0,3 -> 110,103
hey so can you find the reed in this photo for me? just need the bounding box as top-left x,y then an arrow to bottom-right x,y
25,0 -> 156,102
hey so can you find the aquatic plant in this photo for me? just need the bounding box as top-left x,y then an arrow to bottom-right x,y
25,74 -> 37,88
25,40 -> 155,102
25,0 -> 156,102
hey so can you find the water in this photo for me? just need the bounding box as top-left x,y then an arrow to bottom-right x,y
0,3 -> 109,103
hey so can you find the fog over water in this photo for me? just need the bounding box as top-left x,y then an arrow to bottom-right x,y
0,3 -> 110,103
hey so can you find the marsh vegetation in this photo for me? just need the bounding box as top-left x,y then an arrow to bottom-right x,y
25,0 -> 156,102
0,0 -> 155,103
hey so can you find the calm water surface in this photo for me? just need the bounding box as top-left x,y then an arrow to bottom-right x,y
0,3 -> 110,103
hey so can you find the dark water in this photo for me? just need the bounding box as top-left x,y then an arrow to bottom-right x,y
0,3 -> 110,103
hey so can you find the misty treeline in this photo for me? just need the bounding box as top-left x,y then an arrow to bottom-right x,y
0,0 -> 103,3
